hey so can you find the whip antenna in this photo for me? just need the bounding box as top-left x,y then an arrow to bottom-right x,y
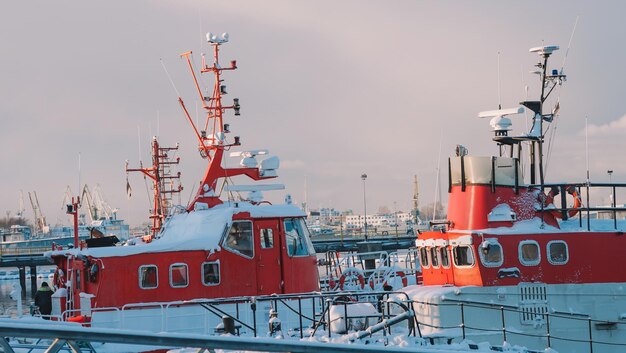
561,16 -> 579,73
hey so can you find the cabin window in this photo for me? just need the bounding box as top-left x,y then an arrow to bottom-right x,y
430,247 -> 440,268
453,246 -> 475,267
439,247 -> 450,268
202,262 -> 220,286
479,241 -> 503,267
169,263 -> 188,288
260,228 -> 274,249
284,218 -> 316,257
419,247 -> 429,268
139,265 -> 158,289
519,241 -> 540,266
224,221 -> 254,258
547,241 -> 568,265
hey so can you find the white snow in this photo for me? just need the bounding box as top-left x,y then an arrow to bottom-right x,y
44,202 -> 305,258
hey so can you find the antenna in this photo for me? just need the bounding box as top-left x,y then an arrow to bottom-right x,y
432,129 -> 443,222
585,116 -> 590,183
497,51 -> 502,110
561,16 -> 579,73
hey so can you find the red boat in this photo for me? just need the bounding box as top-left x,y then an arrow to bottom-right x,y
47,33 -> 319,325
407,45 -> 626,352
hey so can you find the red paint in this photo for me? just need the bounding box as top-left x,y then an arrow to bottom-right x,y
49,36 -> 320,321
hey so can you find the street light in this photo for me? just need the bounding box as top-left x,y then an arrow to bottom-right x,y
361,173 -> 368,241
608,170 -> 614,205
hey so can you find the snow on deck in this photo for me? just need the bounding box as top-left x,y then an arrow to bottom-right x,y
459,217 -> 626,235
45,202 -> 305,258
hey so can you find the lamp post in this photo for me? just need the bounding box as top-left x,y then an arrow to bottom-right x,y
608,170 -> 614,205
361,173 -> 368,241
393,201 -> 398,239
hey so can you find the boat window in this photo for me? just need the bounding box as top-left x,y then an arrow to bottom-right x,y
453,246 -> 475,267
223,221 -> 254,258
547,241 -> 568,265
260,228 -> 274,249
479,242 -> 503,267
139,265 -> 158,289
202,262 -> 220,286
419,247 -> 429,268
430,247 -> 440,268
519,241 -> 540,266
284,218 -> 316,257
439,247 -> 450,268
170,263 -> 188,288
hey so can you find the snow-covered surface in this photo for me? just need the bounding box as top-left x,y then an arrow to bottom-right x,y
44,202 -> 305,258
329,302 -> 379,333
468,216 -> 626,235
487,204 -> 516,222
0,317 -> 536,353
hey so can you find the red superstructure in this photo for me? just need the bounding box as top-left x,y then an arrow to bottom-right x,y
47,33 -> 319,323
407,44 -> 626,352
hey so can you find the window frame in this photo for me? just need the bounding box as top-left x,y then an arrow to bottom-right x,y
478,241 -> 504,268
138,264 -> 158,290
452,245 -> 476,268
429,247 -> 440,268
259,228 -> 274,249
201,261 -> 221,286
283,218 -> 316,257
547,240 -> 569,265
419,247 -> 430,269
439,246 -> 451,268
223,220 -> 255,258
169,263 -> 189,288
519,240 -> 541,266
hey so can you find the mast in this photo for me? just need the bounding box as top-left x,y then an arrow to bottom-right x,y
126,137 -> 183,238
176,32 -> 278,210
485,46 -> 566,185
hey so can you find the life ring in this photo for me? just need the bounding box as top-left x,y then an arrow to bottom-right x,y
385,270 -> 408,289
544,186 -> 581,219
338,268 -> 366,291
369,270 -> 408,290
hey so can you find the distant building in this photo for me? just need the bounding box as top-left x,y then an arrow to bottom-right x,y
344,212 -> 414,228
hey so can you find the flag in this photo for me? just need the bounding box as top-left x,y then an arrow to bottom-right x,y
126,179 -> 132,199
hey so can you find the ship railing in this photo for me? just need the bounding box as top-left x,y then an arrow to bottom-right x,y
532,182 -> 626,231
410,297 -> 626,352
319,250 -> 419,291
64,291 -> 418,341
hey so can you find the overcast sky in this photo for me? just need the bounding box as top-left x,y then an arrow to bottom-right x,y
2,1 -> 626,227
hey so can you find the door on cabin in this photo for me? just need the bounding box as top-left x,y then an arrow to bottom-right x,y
255,219 -> 283,294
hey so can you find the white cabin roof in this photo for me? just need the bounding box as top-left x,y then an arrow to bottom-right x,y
45,202 -> 305,258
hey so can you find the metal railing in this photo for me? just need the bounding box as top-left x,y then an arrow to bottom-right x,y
0,319 -> 433,353
411,298 -> 626,352
534,182 -> 626,231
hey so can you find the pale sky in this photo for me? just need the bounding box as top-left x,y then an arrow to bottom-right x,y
2,1 -> 626,227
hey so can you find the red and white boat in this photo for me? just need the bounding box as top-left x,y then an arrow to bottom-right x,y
46,33 -> 319,328
407,45 -> 626,352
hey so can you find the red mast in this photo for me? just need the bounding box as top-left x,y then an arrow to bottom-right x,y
177,32 -> 277,210
126,138 -> 182,238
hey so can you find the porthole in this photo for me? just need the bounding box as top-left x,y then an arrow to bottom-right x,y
519,241 -> 540,266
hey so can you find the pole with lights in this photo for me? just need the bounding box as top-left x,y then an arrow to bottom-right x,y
361,173 -> 368,241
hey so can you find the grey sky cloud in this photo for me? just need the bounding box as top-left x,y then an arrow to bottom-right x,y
2,1 -> 625,227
